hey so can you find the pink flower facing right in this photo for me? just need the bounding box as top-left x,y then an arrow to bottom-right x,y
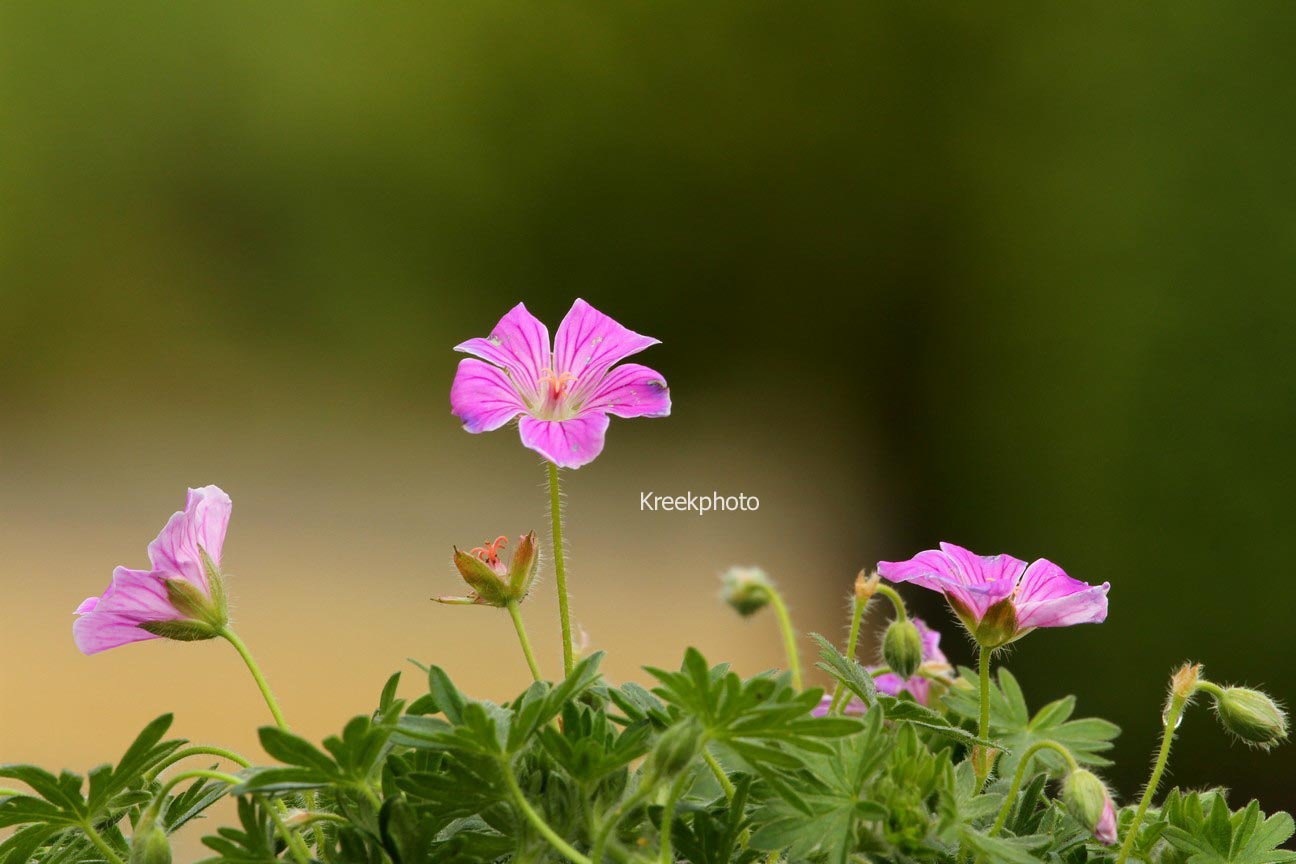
879,542 -> 1109,648
450,299 -> 670,469
73,485 -> 232,655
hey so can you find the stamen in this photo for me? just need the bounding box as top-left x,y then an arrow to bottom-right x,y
538,368 -> 578,397
471,535 -> 510,566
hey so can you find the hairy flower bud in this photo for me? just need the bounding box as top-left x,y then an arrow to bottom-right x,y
854,571 -> 880,602
1062,769 -> 1118,845
648,722 -> 704,779
1212,687 -> 1288,749
130,819 -> 172,864
882,619 -> 923,680
719,567 -> 773,617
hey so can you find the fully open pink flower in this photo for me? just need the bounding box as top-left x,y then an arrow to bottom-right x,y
450,299 -> 670,469
878,542 -> 1109,647
73,485 -> 231,655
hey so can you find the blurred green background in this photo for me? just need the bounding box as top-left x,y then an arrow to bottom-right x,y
3,0 -> 1295,832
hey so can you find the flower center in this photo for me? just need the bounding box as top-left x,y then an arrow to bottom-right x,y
538,368 -> 578,398
471,535 -> 509,567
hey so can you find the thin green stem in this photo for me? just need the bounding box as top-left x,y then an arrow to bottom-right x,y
977,647 -> 993,741
828,592 -> 869,714
592,784 -> 654,864
79,821 -> 126,864
0,788 -> 22,797
508,600 -> 544,682
874,584 -> 908,621
702,749 -> 735,800
764,586 -> 803,689
145,745 -> 250,782
1115,693 -> 1189,864
658,772 -> 690,864
501,757 -> 592,864
547,462 -> 574,677
987,741 -> 1078,838
217,627 -> 288,730
264,794 -> 315,864
153,768 -> 242,802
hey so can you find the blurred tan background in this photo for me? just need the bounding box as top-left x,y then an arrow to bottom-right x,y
3,0 -> 1296,838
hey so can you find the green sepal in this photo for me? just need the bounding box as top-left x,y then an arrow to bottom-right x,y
507,531 -> 540,600
199,545 -> 230,624
452,548 -> 508,606
163,577 -> 225,629
138,619 -> 220,642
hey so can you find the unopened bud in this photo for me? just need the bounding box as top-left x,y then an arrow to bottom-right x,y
648,722 -> 703,778
1063,769 -> 1117,845
1212,687 -> 1288,750
854,571 -> 880,602
130,819 -> 172,864
719,567 -> 773,618
882,619 -> 923,680
1170,662 -> 1202,701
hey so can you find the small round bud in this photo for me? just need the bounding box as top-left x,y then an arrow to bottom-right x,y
1062,769 -> 1117,845
648,722 -> 704,778
719,567 -> 773,618
882,619 -> 923,680
129,823 -> 172,864
1212,687 -> 1288,749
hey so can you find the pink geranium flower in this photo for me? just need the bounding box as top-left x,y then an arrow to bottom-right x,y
878,542 -> 1109,647
450,299 -> 670,469
73,486 -> 231,655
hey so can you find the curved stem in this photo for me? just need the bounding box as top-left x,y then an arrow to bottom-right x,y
1115,693 -> 1189,864
547,462 -> 574,677
146,745 -> 251,782
702,749 -> 735,801
988,740 -> 1078,838
217,627 -> 289,730
828,592 -> 868,714
592,784 -> 653,864
501,756 -> 592,864
508,600 -> 544,682
264,793 -> 315,864
658,772 -> 690,864
874,584 -> 908,621
154,768 -> 243,802
80,821 -> 126,864
764,586 -> 803,689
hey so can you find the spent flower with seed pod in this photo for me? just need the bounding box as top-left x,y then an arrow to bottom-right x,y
73,485 -> 232,654
438,532 -> 541,607
878,541 -> 1109,647
450,299 -> 670,469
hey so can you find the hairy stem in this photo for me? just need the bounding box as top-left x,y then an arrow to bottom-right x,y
80,822 -> 126,864
874,584 -> 909,622
145,745 -> 250,782
702,749 -> 735,800
977,647 -> 993,742
988,741 -> 1079,837
658,772 -> 690,864
828,591 -> 868,714
592,784 -> 653,864
502,756 -> 592,864
1115,693 -> 1189,864
218,627 -> 289,731
764,586 -> 803,689
507,600 -> 544,682
547,462 -> 575,677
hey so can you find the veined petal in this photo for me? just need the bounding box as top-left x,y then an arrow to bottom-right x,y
72,567 -> 182,655
147,486 -> 231,591
454,303 -> 550,403
1014,559 -> 1109,629
554,299 -> 660,403
938,541 -> 1028,587
518,413 -> 610,469
451,358 -> 528,432
579,363 -> 671,418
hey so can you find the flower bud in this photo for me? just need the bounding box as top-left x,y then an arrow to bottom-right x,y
1062,769 -> 1117,845
438,533 -> 540,607
719,567 -> 773,617
882,619 -> 923,680
1212,687 -> 1288,749
854,571 -> 880,602
130,819 -> 172,864
648,722 -> 704,778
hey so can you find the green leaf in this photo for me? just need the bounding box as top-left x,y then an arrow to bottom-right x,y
257,727 -> 340,778
810,632 -> 877,709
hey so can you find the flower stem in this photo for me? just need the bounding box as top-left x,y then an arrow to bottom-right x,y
592,785 -> 652,864
764,585 -> 803,689
828,591 -> 868,714
1115,692 -> 1189,864
507,600 -> 544,682
874,584 -> 908,621
977,646 -> 993,742
658,772 -> 690,864
702,749 -> 735,800
80,821 -> 126,864
988,741 -> 1078,837
501,756 -> 591,864
145,745 -> 250,782
217,626 -> 289,731
547,462 -> 575,677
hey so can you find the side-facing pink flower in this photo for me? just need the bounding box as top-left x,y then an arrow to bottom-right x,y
878,542 -> 1109,647
450,299 -> 670,469
73,486 -> 231,655
872,617 -> 952,706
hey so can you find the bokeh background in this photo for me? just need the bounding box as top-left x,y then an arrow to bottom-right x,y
3,0 -> 1295,847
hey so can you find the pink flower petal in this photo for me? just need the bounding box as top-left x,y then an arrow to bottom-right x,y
553,299 -> 660,403
1013,558 -> 1109,628
72,567 -> 181,655
147,486 -> 231,591
1095,796 -> 1118,845
938,541 -> 1029,586
579,363 -> 671,419
518,413 -> 610,469
879,549 -> 1015,620
454,303 -> 550,403
451,358 -> 528,432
